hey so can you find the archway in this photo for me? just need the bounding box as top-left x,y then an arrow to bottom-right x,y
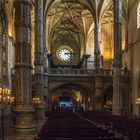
52,88 -> 83,111
49,83 -> 93,111
45,0 -> 94,67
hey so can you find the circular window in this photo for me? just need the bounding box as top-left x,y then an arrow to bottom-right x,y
58,49 -> 71,61
56,45 -> 73,62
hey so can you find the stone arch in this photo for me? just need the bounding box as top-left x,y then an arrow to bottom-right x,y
45,0 -> 94,64
44,0 -> 95,20
49,82 -> 93,98
48,82 -> 94,110
99,3 -> 127,69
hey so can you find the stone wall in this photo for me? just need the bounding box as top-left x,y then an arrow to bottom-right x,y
122,0 -> 140,115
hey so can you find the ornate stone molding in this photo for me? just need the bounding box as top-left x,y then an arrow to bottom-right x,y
14,0 -> 36,133
34,0 -> 45,119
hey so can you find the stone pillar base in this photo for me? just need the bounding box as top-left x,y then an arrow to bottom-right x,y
112,107 -> 122,116
94,96 -> 103,111
14,126 -> 37,134
36,110 -> 46,120
35,105 -> 46,120
94,104 -> 102,111
14,108 -> 36,134
95,105 -> 102,111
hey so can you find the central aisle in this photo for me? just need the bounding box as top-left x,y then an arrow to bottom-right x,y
35,112 -> 123,140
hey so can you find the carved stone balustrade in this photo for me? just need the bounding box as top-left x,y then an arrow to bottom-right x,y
43,68 -> 129,77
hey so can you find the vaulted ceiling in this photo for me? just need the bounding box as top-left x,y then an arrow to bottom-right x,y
45,0 -> 115,59
45,0 -> 121,66
3,0 -> 129,66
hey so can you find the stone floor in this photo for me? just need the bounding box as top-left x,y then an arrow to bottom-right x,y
0,115 -> 46,140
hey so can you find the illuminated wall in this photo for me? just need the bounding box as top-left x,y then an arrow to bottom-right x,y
31,7 -> 35,68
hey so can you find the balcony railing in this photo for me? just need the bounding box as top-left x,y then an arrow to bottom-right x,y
45,68 -> 94,76
11,68 -> 129,77
44,68 -> 129,77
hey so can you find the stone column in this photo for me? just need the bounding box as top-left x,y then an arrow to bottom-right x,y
94,24 -> 101,69
0,24 -> 2,80
34,0 -> 45,119
44,73 -> 49,111
89,94 -> 94,108
84,55 -> 90,69
14,0 -> 36,132
84,96 -> 89,111
43,22 -> 48,69
112,0 -> 122,115
94,76 -> 103,111
47,54 -> 52,68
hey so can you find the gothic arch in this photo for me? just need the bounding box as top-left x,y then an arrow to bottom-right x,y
44,0 -> 95,20
49,82 -> 93,97
48,82 -> 94,110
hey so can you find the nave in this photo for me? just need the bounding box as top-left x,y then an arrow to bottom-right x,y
1,0 -> 140,139
34,111 -> 140,140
